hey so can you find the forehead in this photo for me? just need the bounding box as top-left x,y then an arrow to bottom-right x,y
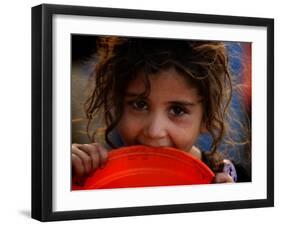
126,67 -> 200,98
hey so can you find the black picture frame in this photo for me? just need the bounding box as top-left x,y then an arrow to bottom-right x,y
32,3 -> 274,222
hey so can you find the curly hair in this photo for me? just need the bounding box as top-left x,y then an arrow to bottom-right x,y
85,36 -> 233,172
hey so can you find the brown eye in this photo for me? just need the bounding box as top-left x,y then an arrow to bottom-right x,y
130,100 -> 148,111
169,105 -> 187,116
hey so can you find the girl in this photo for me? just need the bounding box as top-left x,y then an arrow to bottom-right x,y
72,37 -> 239,183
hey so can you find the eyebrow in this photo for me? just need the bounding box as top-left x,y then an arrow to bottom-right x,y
125,92 -> 198,106
125,92 -> 147,98
168,101 -> 197,107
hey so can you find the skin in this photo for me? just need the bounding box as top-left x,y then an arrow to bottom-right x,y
72,143 -> 108,178
72,67 -> 233,183
117,68 -> 205,158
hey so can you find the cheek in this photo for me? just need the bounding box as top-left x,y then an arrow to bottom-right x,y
170,125 -> 200,150
117,112 -> 142,143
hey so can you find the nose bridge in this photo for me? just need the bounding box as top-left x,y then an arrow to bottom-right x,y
144,110 -> 167,138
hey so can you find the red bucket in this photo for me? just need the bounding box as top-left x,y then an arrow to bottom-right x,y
72,145 -> 214,190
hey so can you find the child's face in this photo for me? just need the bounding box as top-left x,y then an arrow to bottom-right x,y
117,67 -> 205,152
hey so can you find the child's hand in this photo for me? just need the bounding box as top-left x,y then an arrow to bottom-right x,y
213,172 -> 234,183
72,143 -> 108,178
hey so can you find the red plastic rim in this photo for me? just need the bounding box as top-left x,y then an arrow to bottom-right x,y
72,145 -> 215,190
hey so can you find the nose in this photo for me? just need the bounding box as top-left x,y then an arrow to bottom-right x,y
143,112 -> 168,139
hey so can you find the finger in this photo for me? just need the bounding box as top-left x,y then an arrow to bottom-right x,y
213,173 -> 234,183
72,146 -> 92,175
80,144 -> 100,170
71,153 -> 84,177
224,174 -> 234,183
72,143 -> 84,149
98,146 -> 108,168
220,172 -> 234,183
92,144 -> 108,168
